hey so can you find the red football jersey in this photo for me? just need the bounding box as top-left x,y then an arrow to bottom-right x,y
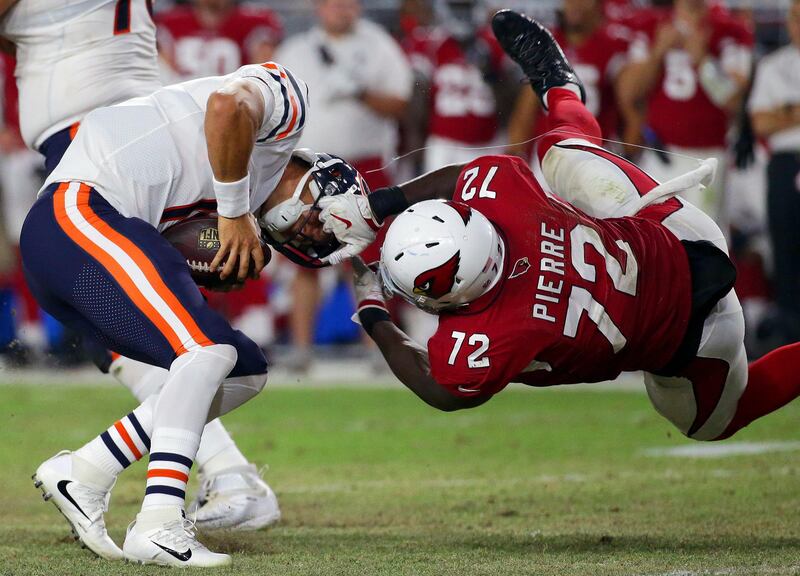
404,27 -> 506,144
156,6 -> 283,78
629,8 -> 753,148
1,53 -> 19,132
603,0 -> 640,24
427,155 -> 692,397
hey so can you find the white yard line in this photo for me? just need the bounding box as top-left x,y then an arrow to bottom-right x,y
277,465 -> 800,495
643,441 -> 800,459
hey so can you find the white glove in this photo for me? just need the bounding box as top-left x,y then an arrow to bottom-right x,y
318,193 -> 381,266
350,257 -> 388,326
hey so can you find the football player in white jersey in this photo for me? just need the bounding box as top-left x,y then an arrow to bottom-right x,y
23,60 -> 365,566
0,0 -> 160,171
1,0 -> 284,533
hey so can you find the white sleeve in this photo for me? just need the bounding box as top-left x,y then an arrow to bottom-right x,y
720,39 -> 753,79
370,32 -> 413,100
748,58 -> 777,113
229,62 -> 310,144
541,139 -> 647,219
627,31 -> 651,64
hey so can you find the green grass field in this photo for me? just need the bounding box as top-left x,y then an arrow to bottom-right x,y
0,382 -> 798,576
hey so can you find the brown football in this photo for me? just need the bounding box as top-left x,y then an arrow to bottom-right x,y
162,216 -> 271,290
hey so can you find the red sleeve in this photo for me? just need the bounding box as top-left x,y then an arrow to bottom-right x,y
243,9 -> 284,47
454,155 -> 549,211
427,318 -> 547,398
727,17 -> 754,47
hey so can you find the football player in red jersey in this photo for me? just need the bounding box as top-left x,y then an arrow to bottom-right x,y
156,0 -> 282,80
317,11 -> 800,441
507,0 -> 634,159
403,0 -> 519,172
620,0 -> 753,225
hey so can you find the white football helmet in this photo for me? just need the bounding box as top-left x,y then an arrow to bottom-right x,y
379,199 -> 505,313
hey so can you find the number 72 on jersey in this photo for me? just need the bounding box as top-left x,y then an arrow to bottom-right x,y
447,166 -> 640,369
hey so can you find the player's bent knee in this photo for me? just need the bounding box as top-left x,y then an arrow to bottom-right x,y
207,374 -> 269,420
237,374 -> 269,398
175,343 -> 239,382
222,331 -> 269,377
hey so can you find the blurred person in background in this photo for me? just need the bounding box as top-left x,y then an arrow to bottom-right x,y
0,49 -> 86,366
156,0 -> 283,81
396,0 -> 435,180
275,0 -> 412,371
404,0 -> 520,173
603,0 -> 649,24
506,0 -> 635,162
749,0 -> 800,346
0,50 -> 42,366
619,0 -> 753,228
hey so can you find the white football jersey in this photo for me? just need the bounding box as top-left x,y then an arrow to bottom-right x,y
0,0 -> 161,149
44,63 -> 309,230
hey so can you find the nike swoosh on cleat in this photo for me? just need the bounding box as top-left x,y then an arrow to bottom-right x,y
152,541 -> 192,562
331,214 -> 353,229
56,480 -> 91,521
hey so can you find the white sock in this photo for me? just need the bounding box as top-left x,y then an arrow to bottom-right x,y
141,344 -> 237,510
73,394 -> 156,478
110,356 -> 169,401
110,355 -> 254,478
143,427 -> 200,510
196,419 -> 249,477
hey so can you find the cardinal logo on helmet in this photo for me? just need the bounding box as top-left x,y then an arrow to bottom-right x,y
446,201 -> 472,226
413,251 -> 460,299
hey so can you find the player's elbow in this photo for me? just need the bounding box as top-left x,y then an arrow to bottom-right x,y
433,399 -> 464,413
206,89 -> 260,135
429,387 -> 488,412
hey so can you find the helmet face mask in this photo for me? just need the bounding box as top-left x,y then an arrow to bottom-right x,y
379,200 -> 505,314
260,149 -> 369,268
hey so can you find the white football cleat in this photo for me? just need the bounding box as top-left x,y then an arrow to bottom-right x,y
190,465 -> 281,531
122,507 -> 231,567
32,450 -> 123,560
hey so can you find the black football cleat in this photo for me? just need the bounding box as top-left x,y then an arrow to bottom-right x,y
491,9 -> 585,110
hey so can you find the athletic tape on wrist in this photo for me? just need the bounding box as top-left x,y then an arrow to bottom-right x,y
368,186 -> 409,223
214,173 -> 251,218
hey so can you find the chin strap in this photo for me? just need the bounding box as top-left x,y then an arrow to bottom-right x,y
259,165 -> 319,240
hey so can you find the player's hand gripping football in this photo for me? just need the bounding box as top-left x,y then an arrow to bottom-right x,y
318,193 -> 381,266
211,213 -> 266,282
350,257 -> 389,325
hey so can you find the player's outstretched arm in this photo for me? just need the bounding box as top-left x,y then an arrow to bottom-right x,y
352,259 -> 490,412
367,163 -> 465,223
205,79 -> 268,282
370,323 -> 490,412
